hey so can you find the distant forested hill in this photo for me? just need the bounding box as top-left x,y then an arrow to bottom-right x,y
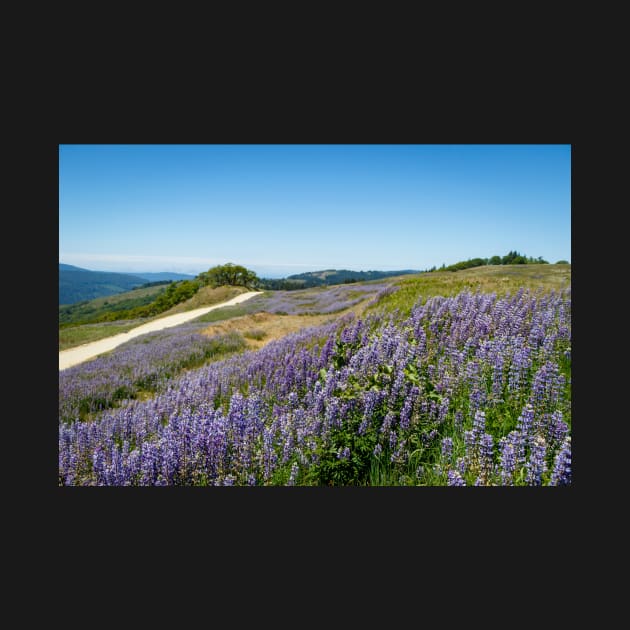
263,268 -> 420,289
59,267 -> 148,304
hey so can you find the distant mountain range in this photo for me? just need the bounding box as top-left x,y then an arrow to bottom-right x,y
59,264 -> 195,305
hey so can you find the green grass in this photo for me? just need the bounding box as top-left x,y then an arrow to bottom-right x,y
59,320 -> 149,351
194,302 -> 261,323
370,264 -> 571,316
243,328 -> 267,340
59,284 -> 168,325
59,285 -> 251,350
158,285 -> 246,314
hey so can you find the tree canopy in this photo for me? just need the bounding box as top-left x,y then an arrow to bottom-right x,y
425,251 -> 550,273
198,263 -> 260,289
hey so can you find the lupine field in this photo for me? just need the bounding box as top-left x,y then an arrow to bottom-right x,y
59,279 -> 571,486
195,282 -> 395,323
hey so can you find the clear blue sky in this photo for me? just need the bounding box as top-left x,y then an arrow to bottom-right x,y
59,144 -> 571,277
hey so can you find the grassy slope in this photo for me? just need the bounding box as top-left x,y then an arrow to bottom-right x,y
370,264 -> 571,316
59,269 -> 148,304
59,321 -> 149,351
59,284 -> 168,325
158,285 -> 246,315
59,285 -> 248,351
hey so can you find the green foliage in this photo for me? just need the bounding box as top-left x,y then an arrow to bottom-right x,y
555,260 -> 569,265
442,251 -> 550,273
147,280 -> 201,313
59,279 -> 206,327
258,278 -> 306,290
198,263 -> 260,289
59,285 -> 169,325
59,269 -> 147,305
259,269 -> 419,290
243,328 -> 267,340
444,257 -> 488,272
500,250 -> 548,265
138,280 -> 173,288
305,422 -> 379,485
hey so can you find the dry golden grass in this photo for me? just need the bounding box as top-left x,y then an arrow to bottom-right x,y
200,298 -> 372,350
200,311 -> 331,349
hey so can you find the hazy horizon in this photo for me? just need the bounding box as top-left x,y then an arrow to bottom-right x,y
58,260 -> 423,279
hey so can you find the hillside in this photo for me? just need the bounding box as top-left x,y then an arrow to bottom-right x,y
59,263 -> 90,272
59,284 -> 170,325
59,284 -> 248,349
59,264 -> 197,305
59,267 -> 148,305
59,263 -> 571,486
262,268 -> 421,289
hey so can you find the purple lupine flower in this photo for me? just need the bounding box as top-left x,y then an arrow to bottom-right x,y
472,410 -> 486,439
373,443 -> 382,458
441,437 -> 453,460
548,411 -> 569,445
549,437 -> 571,486
338,446 -> 351,460
525,436 -> 547,485
447,470 -> 466,486
480,433 -> 494,480
454,410 -> 464,431
422,429 -> 437,445
400,395 -> 414,430
92,447 -> 107,485
516,404 -> 535,443
386,431 -> 397,458
464,429 -> 476,455
456,457 -> 466,475
499,438 -> 516,485
380,411 -> 395,435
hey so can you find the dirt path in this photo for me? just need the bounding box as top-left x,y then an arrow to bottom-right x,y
59,291 -> 261,371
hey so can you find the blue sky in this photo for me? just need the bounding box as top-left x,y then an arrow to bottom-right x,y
59,144 -> 571,277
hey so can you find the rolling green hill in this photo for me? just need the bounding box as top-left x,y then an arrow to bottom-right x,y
59,267 -> 148,304
370,263 -> 571,315
59,284 -> 170,325
261,268 -> 420,289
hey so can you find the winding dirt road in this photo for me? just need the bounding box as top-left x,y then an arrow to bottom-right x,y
59,291 -> 261,371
